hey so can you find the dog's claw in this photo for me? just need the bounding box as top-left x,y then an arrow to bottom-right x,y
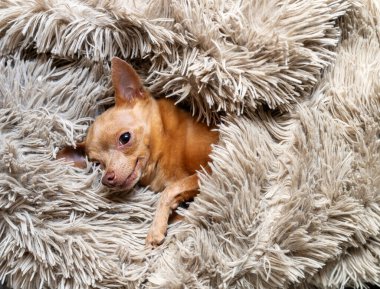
146,227 -> 166,247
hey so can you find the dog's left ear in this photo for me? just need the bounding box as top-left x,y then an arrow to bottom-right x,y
111,57 -> 145,106
56,142 -> 87,169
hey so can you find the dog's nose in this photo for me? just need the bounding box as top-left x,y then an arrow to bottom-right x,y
102,171 -> 116,187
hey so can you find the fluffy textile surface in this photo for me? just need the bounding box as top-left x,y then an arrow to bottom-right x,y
0,0 -> 379,288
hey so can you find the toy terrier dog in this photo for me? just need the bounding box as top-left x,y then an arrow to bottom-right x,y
58,57 -> 219,246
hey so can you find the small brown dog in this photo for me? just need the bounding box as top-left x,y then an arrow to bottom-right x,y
58,57 -> 218,246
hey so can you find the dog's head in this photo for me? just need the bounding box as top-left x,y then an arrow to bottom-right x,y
58,57 -> 153,190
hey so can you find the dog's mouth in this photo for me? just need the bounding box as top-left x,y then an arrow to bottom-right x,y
121,158 -> 142,190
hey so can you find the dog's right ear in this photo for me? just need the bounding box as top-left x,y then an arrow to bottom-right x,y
57,142 -> 87,169
111,57 -> 146,106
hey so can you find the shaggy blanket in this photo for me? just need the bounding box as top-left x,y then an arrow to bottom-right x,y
0,0 -> 379,288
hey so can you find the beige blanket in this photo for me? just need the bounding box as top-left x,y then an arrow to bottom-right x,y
0,0 -> 379,288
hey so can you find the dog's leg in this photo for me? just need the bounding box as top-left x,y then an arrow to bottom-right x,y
146,174 -> 199,246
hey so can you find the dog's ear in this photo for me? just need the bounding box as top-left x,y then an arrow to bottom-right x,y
56,142 -> 87,169
111,57 -> 145,106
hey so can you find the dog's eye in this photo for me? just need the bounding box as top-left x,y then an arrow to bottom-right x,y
119,132 -> 131,145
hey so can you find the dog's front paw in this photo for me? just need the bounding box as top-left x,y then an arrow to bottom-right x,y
146,226 -> 166,247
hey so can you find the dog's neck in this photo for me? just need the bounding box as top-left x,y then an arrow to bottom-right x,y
139,97 -> 178,190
